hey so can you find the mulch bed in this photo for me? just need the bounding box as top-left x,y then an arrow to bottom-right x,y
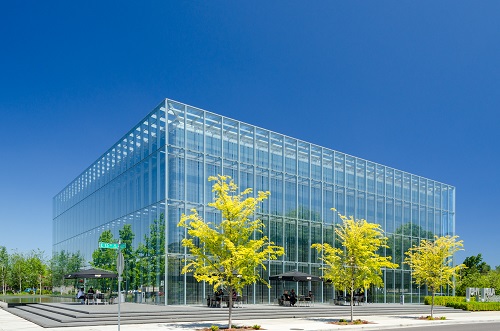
199,327 -> 264,331
417,316 -> 446,320
329,319 -> 373,325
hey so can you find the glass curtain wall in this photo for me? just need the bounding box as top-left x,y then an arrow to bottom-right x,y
53,98 -> 456,305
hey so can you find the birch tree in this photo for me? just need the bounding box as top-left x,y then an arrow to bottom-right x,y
10,251 -> 27,293
25,250 -> 46,295
0,246 -> 9,295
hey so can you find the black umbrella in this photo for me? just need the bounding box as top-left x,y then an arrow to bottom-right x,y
269,270 -> 322,282
64,268 -> 118,279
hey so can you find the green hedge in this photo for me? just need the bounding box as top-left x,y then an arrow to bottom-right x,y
423,296 -> 470,306
446,302 -> 500,311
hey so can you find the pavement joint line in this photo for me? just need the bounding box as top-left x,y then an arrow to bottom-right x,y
1,304 -> 500,331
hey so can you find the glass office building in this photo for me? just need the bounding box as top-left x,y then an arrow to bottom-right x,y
53,98 -> 455,305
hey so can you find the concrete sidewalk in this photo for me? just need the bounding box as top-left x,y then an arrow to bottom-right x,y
1,307 -> 500,331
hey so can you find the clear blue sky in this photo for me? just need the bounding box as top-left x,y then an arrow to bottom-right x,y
1,1 -> 499,267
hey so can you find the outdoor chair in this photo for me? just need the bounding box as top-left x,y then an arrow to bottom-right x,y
96,293 -> 107,305
305,294 -> 314,307
209,295 -> 222,308
109,294 -> 118,304
278,297 -> 290,306
353,294 -> 364,306
234,295 -> 243,308
86,293 -> 94,305
297,295 -> 308,307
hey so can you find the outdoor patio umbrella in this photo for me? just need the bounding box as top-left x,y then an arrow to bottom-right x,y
269,270 -> 322,282
64,268 -> 118,279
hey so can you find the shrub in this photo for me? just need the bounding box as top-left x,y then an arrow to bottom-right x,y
423,296 -> 471,306
446,301 -> 500,311
252,325 -> 261,330
210,325 -> 219,331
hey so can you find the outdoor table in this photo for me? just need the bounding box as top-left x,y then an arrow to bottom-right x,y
234,295 -> 244,308
221,295 -> 233,308
297,295 -> 312,307
297,295 -> 305,306
225,295 -> 244,308
207,295 -> 223,308
86,293 -> 95,305
94,293 -> 106,304
207,295 -> 244,308
353,294 -> 364,305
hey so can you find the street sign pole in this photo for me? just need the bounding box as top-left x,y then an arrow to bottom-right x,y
98,241 -> 125,331
99,242 -> 126,249
117,240 -> 123,331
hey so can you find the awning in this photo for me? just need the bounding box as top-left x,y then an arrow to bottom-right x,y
269,270 -> 322,282
64,268 -> 118,279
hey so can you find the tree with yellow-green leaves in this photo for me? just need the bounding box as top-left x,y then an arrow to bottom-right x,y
405,235 -> 465,318
312,209 -> 398,322
178,175 -> 284,329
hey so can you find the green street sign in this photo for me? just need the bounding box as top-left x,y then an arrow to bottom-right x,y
99,242 -> 126,250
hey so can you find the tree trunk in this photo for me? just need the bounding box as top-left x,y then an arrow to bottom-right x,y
350,290 -> 354,322
228,285 -> 233,329
1,269 -> 4,295
350,266 -> 355,322
431,290 -> 435,319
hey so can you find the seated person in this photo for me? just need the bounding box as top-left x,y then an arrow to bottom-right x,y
306,290 -> 313,301
231,289 -> 238,307
87,287 -> 95,304
94,289 -> 104,303
76,288 -> 86,304
289,289 -> 297,306
279,290 -> 290,305
214,288 -> 224,307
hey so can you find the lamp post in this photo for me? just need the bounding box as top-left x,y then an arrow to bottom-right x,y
117,241 -> 124,331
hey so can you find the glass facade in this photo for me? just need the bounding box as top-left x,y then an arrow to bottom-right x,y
53,98 -> 456,305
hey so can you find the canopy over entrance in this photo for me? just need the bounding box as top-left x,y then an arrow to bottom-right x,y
64,268 -> 118,279
269,270 -> 322,282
